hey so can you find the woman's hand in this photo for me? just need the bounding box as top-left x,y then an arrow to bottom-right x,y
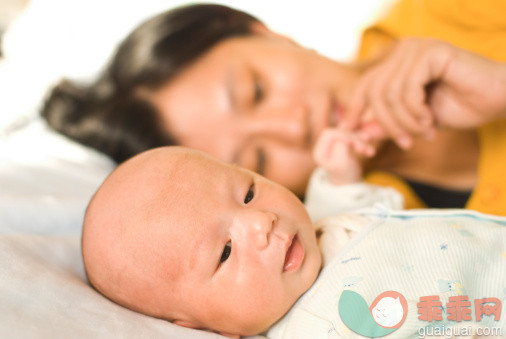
313,128 -> 376,185
343,38 -> 506,149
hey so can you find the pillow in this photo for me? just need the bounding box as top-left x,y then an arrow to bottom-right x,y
0,117 -> 114,235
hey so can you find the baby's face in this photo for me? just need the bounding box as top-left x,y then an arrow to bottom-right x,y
83,147 -> 321,337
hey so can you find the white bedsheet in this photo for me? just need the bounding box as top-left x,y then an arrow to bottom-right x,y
0,118 -> 114,235
0,232 -> 237,338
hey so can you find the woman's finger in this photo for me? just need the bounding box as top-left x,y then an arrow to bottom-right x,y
382,40 -> 434,136
368,71 -> 414,149
342,68 -> 378,130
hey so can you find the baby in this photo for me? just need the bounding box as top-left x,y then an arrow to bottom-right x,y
83,146 -> 506,338
82,146 -> 322,337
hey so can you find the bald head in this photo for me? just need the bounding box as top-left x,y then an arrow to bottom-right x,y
81,146 -> 321,337
82,147 -> 198,318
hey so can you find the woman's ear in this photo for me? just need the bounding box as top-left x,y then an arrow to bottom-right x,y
249,21 -> 272,35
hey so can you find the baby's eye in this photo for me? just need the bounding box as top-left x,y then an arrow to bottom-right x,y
220,241 -> 232,264
244,183 -> 255,204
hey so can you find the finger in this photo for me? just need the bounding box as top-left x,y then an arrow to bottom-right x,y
313,130 -> 361,182
387,82 -> 434,137
342,69 -> 378,130
312,129 -> 349,166
369,77 -> 413,149
357,119 -> 387,142
325,140 -> 363,184
327,127 -> 376,157
367,39 -> 431,137
350,136 -> 376,157
355,44 -> 416,148
404,40 -> 449,127
383,43 -> 434,136
403,86 -> 437,141
404,79 -> 434,128
392,39 -> 440,139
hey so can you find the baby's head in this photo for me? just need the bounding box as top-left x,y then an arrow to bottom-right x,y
82,147 -> 321,337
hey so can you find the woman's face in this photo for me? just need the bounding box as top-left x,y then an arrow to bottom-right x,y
148,28 -> 359,196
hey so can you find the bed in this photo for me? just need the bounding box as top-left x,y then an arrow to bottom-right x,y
0,0 -> 393,337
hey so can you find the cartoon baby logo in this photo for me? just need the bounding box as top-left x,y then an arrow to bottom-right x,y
371,292 -> 407,328
339,290 -> 408,337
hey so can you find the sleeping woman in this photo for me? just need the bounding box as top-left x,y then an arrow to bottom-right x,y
41,0 -> 506,215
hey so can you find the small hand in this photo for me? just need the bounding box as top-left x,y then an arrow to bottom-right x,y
313,128 -> 376,185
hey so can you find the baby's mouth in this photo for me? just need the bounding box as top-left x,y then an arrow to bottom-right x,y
283,234 -> 304,272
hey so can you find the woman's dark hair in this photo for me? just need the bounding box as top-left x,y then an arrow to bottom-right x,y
41,4 -> 259,163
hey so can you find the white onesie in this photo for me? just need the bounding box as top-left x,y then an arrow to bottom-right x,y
267,207 -> 506,338
304,167 -> 404,221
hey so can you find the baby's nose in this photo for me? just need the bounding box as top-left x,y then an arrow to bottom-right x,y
251,212 -> 276,249
251,220 -> 272,250
233,210 -> 277,250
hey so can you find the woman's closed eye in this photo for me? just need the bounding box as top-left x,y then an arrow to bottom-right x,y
220,240 -> 232,264
253,74 -> 264,104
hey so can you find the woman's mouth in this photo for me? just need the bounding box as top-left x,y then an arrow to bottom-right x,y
283,234 -> 304,272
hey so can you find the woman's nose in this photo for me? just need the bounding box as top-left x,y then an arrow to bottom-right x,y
232,210 -> 278,250
249,104 -> 310,148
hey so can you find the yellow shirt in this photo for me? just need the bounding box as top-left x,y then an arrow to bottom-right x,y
357,0 -> 506,215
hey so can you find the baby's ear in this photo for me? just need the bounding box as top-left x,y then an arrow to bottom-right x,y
218,332 -> 240,339
173,319 -> 199,329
